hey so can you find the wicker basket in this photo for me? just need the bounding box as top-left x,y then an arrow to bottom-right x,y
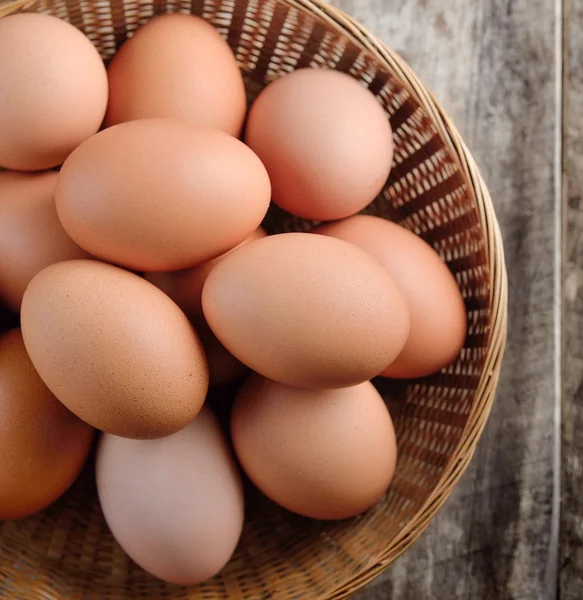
0,0 -> 508,598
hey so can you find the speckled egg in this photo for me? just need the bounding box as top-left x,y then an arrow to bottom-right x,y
202,233 -> 410,389
21,260 -> 209,439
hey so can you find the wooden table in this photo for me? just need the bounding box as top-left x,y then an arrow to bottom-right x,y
326,1 -> 575,598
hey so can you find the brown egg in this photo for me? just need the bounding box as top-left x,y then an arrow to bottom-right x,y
146,228 -> 266,387
202,233 -> 410,389
232,375 -> 397,520
105,13 -> 246,137
56,119 -> 271,272
0,13 -> 108,171
0,171 -> 91,312
0,329 -> 94,519
97,406 -> 244,585
314,216 -> 467,378
245,68 -> 393,221
21,260 -> 209,439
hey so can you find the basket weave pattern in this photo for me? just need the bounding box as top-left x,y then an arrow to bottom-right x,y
0,0 -> 508,598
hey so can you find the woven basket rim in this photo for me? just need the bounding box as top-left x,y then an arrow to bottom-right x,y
0,0 -> 509,597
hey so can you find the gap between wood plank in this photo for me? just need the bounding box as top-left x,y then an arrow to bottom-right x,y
551,0 -> 564,592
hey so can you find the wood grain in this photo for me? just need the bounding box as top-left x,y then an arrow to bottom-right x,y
326,1 -> 562,598
561,0 -> 583,597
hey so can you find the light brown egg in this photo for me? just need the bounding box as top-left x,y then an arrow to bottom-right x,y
202,233 -> 410,389
0,329 -> 94,520
97,406 -> 244,585
245,68 -> 393,221
56,119 -> 271,272
21,260 -> 209,439
0,171 -> 91,312
105,13 -> 246,137
232,375 -> 397,520
146,228 -> 266,387
314,216 -> 467,378
0,13 -> 107,171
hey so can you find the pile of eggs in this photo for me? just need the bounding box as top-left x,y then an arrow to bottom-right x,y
0,11 -> 467,585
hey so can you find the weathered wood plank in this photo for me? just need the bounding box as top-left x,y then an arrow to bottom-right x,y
326,1 -> 561,598
560,0 -> 583,597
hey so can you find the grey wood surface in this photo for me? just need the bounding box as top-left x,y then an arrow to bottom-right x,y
561,0 -> 583,597
326,1 -> 563,598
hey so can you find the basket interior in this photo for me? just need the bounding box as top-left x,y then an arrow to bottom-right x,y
0,1 -> 491,598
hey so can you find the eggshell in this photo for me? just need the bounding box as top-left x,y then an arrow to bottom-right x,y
56,119 -> 271,272
146,228 -> 266,387
0,170 -> 91,312
96,406 -> 244,585
314,216 -> 467,378
0,329 -> 94,519
0,13 -> 108,171
232,375 -> 397,520
105,13 -> 246,136
202,233 -> 410,389
21,260 -> 209,439
245,68 -> 393,221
